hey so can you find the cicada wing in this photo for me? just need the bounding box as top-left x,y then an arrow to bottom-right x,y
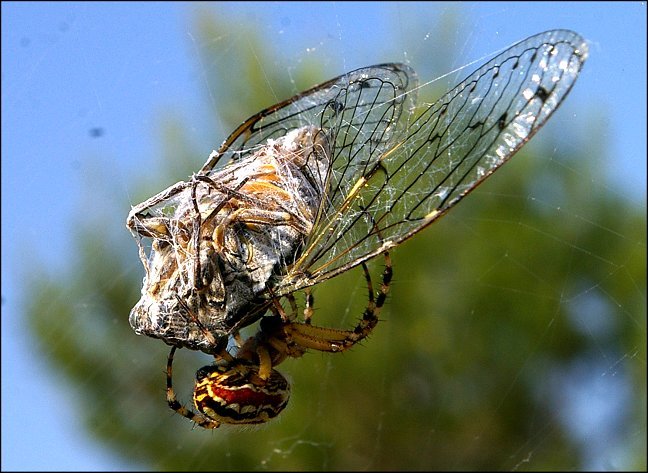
280,30 -> 588,292
200,63 -> 418,174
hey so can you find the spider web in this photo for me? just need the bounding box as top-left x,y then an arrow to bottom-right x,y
3,2 -> 646,471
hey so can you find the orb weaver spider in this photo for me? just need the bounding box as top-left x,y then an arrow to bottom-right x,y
165,254 -> 391,428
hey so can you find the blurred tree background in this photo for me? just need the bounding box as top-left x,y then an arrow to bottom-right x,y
25,6 -> 645,471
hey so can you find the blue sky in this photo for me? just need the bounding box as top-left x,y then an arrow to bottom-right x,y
2,2 -> 646,470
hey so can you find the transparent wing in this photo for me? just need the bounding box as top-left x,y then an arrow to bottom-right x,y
201,64 -> 418,173
277,29 -> 588,293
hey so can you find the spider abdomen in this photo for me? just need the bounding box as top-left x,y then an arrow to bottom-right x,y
193,362 -> 291,424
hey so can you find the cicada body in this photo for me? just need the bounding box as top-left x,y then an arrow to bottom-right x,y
128,126 -> 334,352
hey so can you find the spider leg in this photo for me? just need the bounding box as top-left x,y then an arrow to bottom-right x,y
166,346 -> 221,429
285,293 -> 299,321
303,288 -> 314,324
270,251 -> 392,354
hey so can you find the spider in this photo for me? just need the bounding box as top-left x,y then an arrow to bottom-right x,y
165,254 -> 391,428
127,30 -> 587,428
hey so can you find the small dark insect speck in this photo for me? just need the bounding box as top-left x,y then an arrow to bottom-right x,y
89,127 -> 104,138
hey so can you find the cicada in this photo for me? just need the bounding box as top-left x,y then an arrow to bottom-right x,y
127,30 -> 588,428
